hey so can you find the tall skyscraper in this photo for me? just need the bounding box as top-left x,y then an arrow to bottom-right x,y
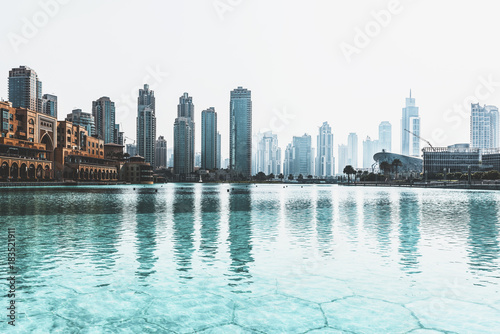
470,104 -> 499,149
174,93 -> 195,175
378,121 -> 392,152
92,96 -> 115,144
230,87 -> 252,177
285,134 -> 312,177
136,84 -> 156,164
401,90 -> 420,156
8,66 -> 42,112
201,107 -> 217,170
155,136 -> 167,168
66,109 -> 96,136
254,131 -> 281,176
316,121 -> 334,177
347,132 -> 358,168
114,124 -> 124,146
338,144 -> 348,174
42,94 -> 57,118
363,136 -> 378,169
217,132 -> 221,169
283,143 -> 293,177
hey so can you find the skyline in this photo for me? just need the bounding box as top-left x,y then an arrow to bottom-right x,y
2,1 -> 500,165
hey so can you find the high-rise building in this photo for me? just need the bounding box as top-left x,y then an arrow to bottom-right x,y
174,93 -> 195,175
379,121 -> 392,152
217,132 -> 221,169
230,87 -> 252,177
363,136 -> 379,169
401,90 -> 420,156
316,121 -> 334,177
347,132 -> 358,168
114,124 -> 124,146
470,104 -> 499,149
283,143 -> 294,177
338,144 -> 348,174
284,134 -> 312,177
136,84 -> 156,164
8,66 -> 43,112
254,131 -> 281,176
92,96 -> 115,144
201,107 -> 217,170
42,94 -> 57,118
126,144 -> 137,157
66,109 -> 96,136
155,135 -> 167,168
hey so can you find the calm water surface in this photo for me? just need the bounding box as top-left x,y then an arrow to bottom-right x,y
1,184 -> 500,333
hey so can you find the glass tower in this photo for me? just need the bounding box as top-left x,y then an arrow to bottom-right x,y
201,107 -> 217,170
92,96 -> 116,144
137,84 -> 156,164
316,121 -> 334,177
8,66 -> 42,112
174,93 -> 195,175
401,90 -> 420,156
230,87 -> 252,177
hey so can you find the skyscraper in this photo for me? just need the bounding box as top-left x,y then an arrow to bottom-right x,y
174,93 -> 195,175
217,132 -> 221,169
379,121 -> 392,152
42,94 -> 57,118
316,121 -> 334,177
363,136 -> 378,169
285,134 -> 312,177
137,84 -> 156,164
8,66 -> 42,112
254,131 -> 281,176
230,87 -> 252,177
201,107 -> 217,170
401,90 -> 420,156
92,96 -> 115,144
66,109 -> 96,137
283,143 -> 294,177
338,144 -> 348,174
155,135 -> 167,168
347,132 -> 358,168
470,104 -> 499,149
114,124 -> 124,146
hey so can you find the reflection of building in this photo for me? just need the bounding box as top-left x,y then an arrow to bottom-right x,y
422,144 -> 482,174
122,156 -> 154,184
66,109 -> 96,137
316,122 -> 334,177
92,96 -> 116,144
401,91 -> 420,156
374,151 -> 423,173
470,104 -> 499,149
230,87 -> 252,177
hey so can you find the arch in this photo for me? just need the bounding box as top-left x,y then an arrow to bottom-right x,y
113,171 -> 117,179
67,129 -> 71,134
10,163 -> 19,180
40,133 -> 54,152
36,165 -> 43,179
20,163 -> 27,179
1,162 -> 9,179
85,168 -> 89,180
44,165 -> 50,180
105,170 -> 109,180
97,170 -> 102,180
80,168 -> 85,180
28,164 -> 36,179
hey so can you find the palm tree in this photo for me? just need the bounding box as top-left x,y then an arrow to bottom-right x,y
288,174 -> 294,181
392,159 -> 403,179
379,161 -> 391,176
343,165 -> 356,183
298,174 -> 304,181
278,173 -> 284,182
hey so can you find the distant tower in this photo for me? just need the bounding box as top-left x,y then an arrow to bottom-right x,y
8,66 -> 43,112
66,109 -> 96,136
378,121 -> 392,152
92,96 -> 116,144
174,93 -> 195,175
401,90 -> 420,156
42,94 -> 57,118
155,135 -> 167,168
316,121 -> 334,177
201,107 -> 217,170
137,84 -> 156,164
470,104 -> 499,149
338,144 -> 348,174
229,87 -> 252,177
347,133 -> 358,168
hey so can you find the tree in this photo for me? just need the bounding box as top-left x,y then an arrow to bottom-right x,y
288,174 -> 294,181
472,172 -> 484,180
298,174 -> 304,181
255,171 -> 267,181
268,173 -> 275,180
392,159 -> 402,179
307,175 -> 313,179
343,165 -> 356,183
483,170 -> 500,180
278,173 -> 284,182
380,161 -> 391,176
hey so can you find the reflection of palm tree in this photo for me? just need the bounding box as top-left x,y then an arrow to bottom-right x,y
392,159 -> 403,179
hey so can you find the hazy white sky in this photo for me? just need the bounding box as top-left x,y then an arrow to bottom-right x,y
2,0 -> 500,163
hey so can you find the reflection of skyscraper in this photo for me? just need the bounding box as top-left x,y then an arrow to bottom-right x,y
172,185 -> 195,278
137,84 -> 156,164
230,87 -> 252,177
316,122 -> 334,177
200,188 -> 221,262
347,133 -> 358,168
398,192 -> 421,274
316,190 -> 333,255
135,193 -> 158,279
401,90 -> 420,156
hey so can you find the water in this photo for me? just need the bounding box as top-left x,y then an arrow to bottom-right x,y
1,184 -> 500,333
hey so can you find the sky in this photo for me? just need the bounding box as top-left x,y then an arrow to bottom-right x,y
1,0 -> 500,165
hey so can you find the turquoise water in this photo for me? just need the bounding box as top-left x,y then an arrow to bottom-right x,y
1,184 -> 500,333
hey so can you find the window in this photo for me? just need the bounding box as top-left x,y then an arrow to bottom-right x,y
29,119 -> 34,125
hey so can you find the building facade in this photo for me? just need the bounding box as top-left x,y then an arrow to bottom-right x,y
201,107 -> 217,170
155,135 -> 167,168
401,90 -> 420,156
8,66 -> 42,113
254,131 -> 281,176
217,132 -> 221,169
174,93 -> 195,176
92,96 -> 115,144
42,94 -> 57,118
230,87 -> 252,177
284,134 -> 312,177
379,121 -> 392,152
137,84 -> 156,164
66,109 -> 96,137
422,144 -> 481,174
121,156 -> 153,184
338,144 -> 348,174
316,121 -> 334,177
470,103 -> 499,149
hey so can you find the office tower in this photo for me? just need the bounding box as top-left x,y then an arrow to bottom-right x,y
136,84 -> 156,164
470,104 -> 499,149
92,96 -> 115,144
201,107 -> 217,170
174,93 -> 195,175
114,124 -> 124,146
229,87 -> 252,177
347,132 -> 358,168
316,121 -> 334,177
155,135 -> 167,168
379,121 -> 392,152
66,109 -> 96,136
167,148 -> 174,167
126,144 -> 137,157
217,132 -> 221,169
338,144 -> 348,174
401,90 -> 420,156
8,66 -> 43,112
255,131 -> 281,175
363,136 -> 378,169
285,134 -> 312,177
42,94 -> 57,118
